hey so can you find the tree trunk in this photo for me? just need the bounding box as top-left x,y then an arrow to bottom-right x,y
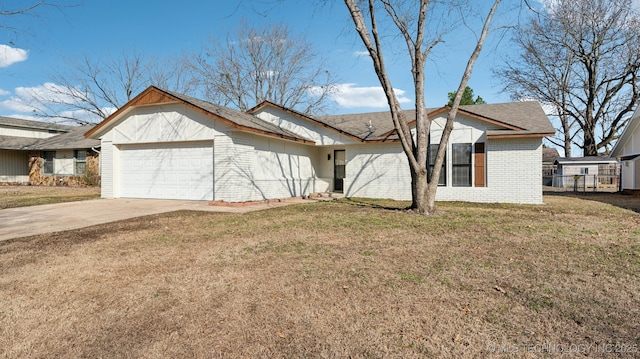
583,120 -> 597,156
410,167 -> 430,214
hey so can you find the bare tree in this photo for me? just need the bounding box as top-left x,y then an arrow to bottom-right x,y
189,21 -> 337,114
25,52 -> 196,125
343,0 -> 500,215
1,1 -> 73,36
498,0 -> 640,156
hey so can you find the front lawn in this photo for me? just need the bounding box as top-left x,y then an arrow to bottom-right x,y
0,194 -> 638,357
0,185 -> 100,209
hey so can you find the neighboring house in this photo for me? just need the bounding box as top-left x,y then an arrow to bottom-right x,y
85,86 -> 555,204
0,117 -> 100,184
542,147 -> 559,186
552,157 -> 620,190
611,106 -> 640,191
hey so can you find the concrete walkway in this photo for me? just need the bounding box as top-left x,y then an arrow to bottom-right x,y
0,198 -> 309,242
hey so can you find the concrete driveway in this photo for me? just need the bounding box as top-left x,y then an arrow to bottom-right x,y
0,198 -> 308,242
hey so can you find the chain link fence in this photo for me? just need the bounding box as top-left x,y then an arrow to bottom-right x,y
543,174 -> 620,193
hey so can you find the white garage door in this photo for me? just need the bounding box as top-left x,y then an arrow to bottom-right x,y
119,141 -> 214,200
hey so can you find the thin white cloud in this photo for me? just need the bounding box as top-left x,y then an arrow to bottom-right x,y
354,50 -> 369,57
15,82 -> 84,105
0,82 -> 108,124
0,94 -> 38,113
322,83 -> 412,108
0,89 -> 10,96
0,44 -> 28,68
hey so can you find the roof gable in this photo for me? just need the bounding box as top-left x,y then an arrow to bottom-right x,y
247,101 -> 370,141
85,87 -> 315,144
611,107 -> 640,157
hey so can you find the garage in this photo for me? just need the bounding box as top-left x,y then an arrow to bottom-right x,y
118,141 -> 214,200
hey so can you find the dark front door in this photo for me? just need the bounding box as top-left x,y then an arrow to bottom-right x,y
334,150 -> 345,192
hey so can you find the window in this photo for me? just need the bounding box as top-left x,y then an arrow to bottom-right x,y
452,143 -> 472,187
580,167 -> 589,175
75,150 -> 88,175
428,144 -> 446,186
42,151 -> 54,174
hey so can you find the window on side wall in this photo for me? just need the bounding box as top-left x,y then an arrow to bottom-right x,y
427,144 -> 446,186
42,151 -> 54,174
75,150 -> 88,175
452,143 -> 472,187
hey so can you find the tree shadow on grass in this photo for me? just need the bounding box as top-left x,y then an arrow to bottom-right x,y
337,197 -> 412,212
544,191 -> 640,213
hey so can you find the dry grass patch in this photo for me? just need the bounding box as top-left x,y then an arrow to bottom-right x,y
0,194 -> 639,357
0,185 -> 100,209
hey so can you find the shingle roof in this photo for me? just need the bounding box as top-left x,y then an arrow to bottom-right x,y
86,87 -> 314,144
543,147 -> 560,163
86,87 -> 555,144
0,117 -> 99,150
0,135 -> 39,150
164,90 -> 313,143
0,116 -> 73,132
28,126 -> 99,150
315,109 -> 427,141
314,102 -> 555,140
461,102 -> 555,136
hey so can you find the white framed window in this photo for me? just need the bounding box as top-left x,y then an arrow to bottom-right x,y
42,151 -> 55,174
427,143 -> 446,186
75,150 -> 88,175
452,143 -> 472,187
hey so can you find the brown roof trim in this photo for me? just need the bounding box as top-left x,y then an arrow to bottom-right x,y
379,106 -> 525,137
487,132 -> 555,139
85,87 -> 315,145
248,101 -> 366,142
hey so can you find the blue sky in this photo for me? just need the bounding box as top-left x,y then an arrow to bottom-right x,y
0,0 -> 522,121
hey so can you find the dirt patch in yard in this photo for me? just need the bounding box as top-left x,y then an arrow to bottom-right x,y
0,194 -> 639,357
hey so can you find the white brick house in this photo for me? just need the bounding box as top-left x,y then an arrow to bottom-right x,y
86,86 -> 554,204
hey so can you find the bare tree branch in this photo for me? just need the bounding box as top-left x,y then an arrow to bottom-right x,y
344,0 -> 501,214
497,0 -> 640,156
189,21 -> 338,114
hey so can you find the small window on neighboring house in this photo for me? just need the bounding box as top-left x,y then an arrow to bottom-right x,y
580,167 -> 589,175
42,151 -> 54,174
75,150 -> 88,175
428,144 -> 446,186
452,143 -> 472,187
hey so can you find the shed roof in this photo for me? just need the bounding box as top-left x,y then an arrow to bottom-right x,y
554,156 -> 619,165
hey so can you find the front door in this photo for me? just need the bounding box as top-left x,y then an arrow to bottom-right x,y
334,150 -> 345,192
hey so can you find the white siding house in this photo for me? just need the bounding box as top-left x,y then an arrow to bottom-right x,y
86,86 -> 555,204
0,117 -> 99,184
611,107 -> 640,191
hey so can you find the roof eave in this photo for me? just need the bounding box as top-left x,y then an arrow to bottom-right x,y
85,87 -> 315,145
487,132 -> 555,139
